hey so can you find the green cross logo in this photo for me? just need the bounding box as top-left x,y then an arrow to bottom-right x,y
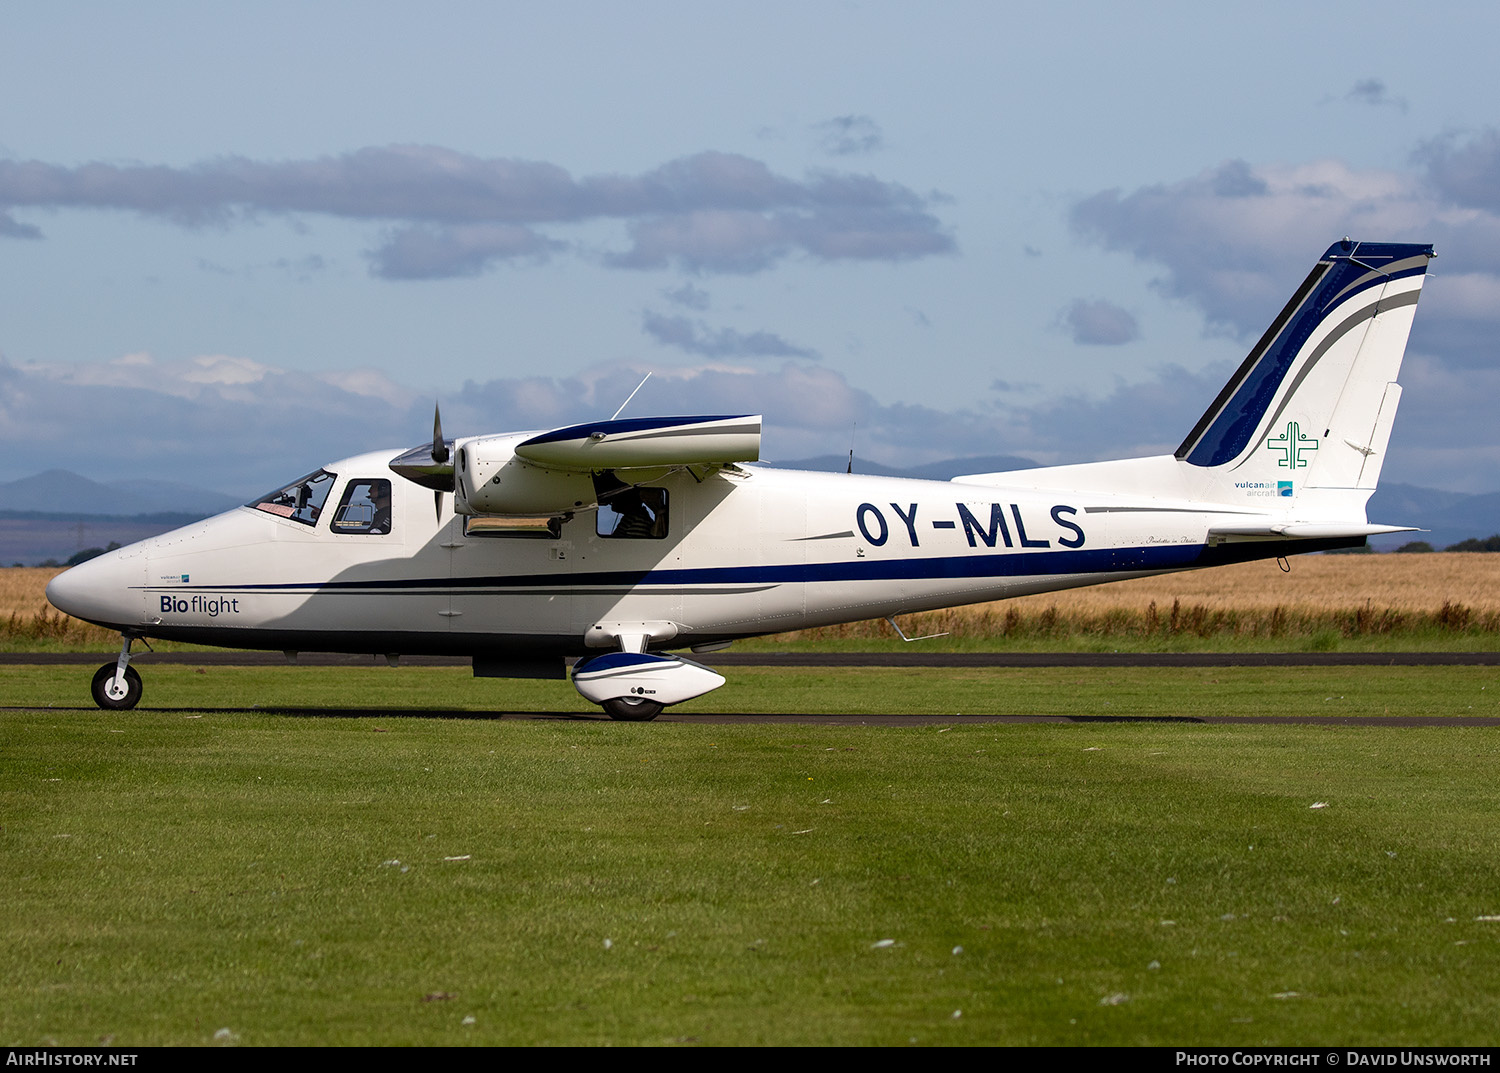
1266,421 -> 1319,469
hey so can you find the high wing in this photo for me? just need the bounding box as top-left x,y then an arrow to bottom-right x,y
514,414 -> 760,469
393,413 -> 761,516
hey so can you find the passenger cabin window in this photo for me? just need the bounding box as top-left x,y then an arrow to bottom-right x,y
249,470 -> 336,526
597,488 -> 668,539
463,515 -> 562,539
331,479 -> 393,535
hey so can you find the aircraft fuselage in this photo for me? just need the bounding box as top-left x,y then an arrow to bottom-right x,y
47,449 -> 1351,672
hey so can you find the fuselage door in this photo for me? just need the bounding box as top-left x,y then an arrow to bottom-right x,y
448,512 -> 575,648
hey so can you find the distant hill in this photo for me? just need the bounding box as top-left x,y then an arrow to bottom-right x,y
1365,484 -> 1500,551
0,513 -> 210,566
0,470 -> 243,564
0,470 -> 242,517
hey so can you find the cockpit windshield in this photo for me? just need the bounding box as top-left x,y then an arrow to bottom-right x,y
248,470 -> 336,526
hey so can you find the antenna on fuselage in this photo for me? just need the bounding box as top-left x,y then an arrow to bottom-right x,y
611,372 -> 653,420
847,422 -> 856,474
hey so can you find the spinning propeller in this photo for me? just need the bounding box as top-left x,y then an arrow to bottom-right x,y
389,402 -> 456,520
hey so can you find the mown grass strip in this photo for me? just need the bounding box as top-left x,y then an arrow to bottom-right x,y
5,663 -> 1498,719
4,712 -> 1500,1046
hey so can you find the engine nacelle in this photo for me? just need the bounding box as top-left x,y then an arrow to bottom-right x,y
444,415 -> 760,517
453,434 -> 598,516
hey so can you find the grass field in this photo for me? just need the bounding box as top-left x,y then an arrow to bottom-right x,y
4,696 -> 1499,1046
5,557 -> 1499,1046
7,555 -> 1500,653
5,662 -> 1500,719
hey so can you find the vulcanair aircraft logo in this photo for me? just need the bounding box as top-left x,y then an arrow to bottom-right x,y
1266,421 -> 1320,469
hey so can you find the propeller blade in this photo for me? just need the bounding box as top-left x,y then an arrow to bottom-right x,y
434,489 -> 445,523
432,403 -> 450,465
390,400 -> 456,492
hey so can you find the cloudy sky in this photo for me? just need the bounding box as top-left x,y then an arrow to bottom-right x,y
4,1 -> 1500,496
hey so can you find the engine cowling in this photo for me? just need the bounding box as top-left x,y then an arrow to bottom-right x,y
454,434 -> 600,516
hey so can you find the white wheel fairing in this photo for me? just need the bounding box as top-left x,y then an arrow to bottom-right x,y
572,652 -> 725,707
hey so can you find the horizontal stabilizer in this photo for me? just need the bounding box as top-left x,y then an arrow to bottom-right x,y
516,415 -> 760,470
1207,522 -> 1420,542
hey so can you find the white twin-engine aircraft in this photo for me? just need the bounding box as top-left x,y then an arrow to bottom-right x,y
48,239 -> 1434,719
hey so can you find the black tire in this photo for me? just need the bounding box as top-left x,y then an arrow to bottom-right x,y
602,696 -> 664,721
91,663 -> 142,711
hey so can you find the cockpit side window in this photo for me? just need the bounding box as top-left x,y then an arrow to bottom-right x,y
331,479 -> 393,535
248,470 -> 336,526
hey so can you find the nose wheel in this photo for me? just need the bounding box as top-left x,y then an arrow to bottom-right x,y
91,663 -> 142,709
90,634 -> 144,710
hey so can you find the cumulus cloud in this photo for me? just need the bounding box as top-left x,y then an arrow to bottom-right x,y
0,146 -> 953,278
611,210 -> 789,273
368,223 -> 561,279
0,209 -> 41,239
1346,78 -> 1406,111
4,350 -> 1022,492
7,346 -> 1494,494
815,115 -> 884,156
1,353 -> 425,494
662,282 -> 711,310
609,203 -> 953,273
1068,153 -> 1500,340
1059,298 -> 1140,345
1417,128 -> 1500,214
641,313 -> 818,359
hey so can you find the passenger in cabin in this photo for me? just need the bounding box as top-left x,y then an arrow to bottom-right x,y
598,488 -> 667,539
612,490 -> 657,537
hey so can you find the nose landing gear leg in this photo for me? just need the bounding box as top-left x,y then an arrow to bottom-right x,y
91,633 -> 144,710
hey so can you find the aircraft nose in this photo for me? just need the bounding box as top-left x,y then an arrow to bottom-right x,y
45,546 -> 145,630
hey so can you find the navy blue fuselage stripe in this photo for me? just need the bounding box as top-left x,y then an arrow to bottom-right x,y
136,538 -> 1358,595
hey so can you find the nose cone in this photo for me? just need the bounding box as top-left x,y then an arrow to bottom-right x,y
46,546 -> 145,630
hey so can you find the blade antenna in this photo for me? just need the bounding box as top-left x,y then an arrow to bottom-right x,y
885,616 -> 950,643
847,422 -> 856,474
611,372 -> 652,421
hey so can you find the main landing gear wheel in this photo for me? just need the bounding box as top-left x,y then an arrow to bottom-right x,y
91,663 -> 143,711
602,696 -> 664,721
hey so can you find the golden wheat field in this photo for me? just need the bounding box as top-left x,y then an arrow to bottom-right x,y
5,555 -> 1500,649
1004,553 -> 1500,614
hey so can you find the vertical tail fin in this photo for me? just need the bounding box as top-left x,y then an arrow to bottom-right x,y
1178,240 -> 1433,514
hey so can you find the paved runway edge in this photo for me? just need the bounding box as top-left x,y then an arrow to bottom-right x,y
4,651 -> 1498,667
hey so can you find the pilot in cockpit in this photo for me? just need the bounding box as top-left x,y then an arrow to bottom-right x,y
369,486 -> 393,535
